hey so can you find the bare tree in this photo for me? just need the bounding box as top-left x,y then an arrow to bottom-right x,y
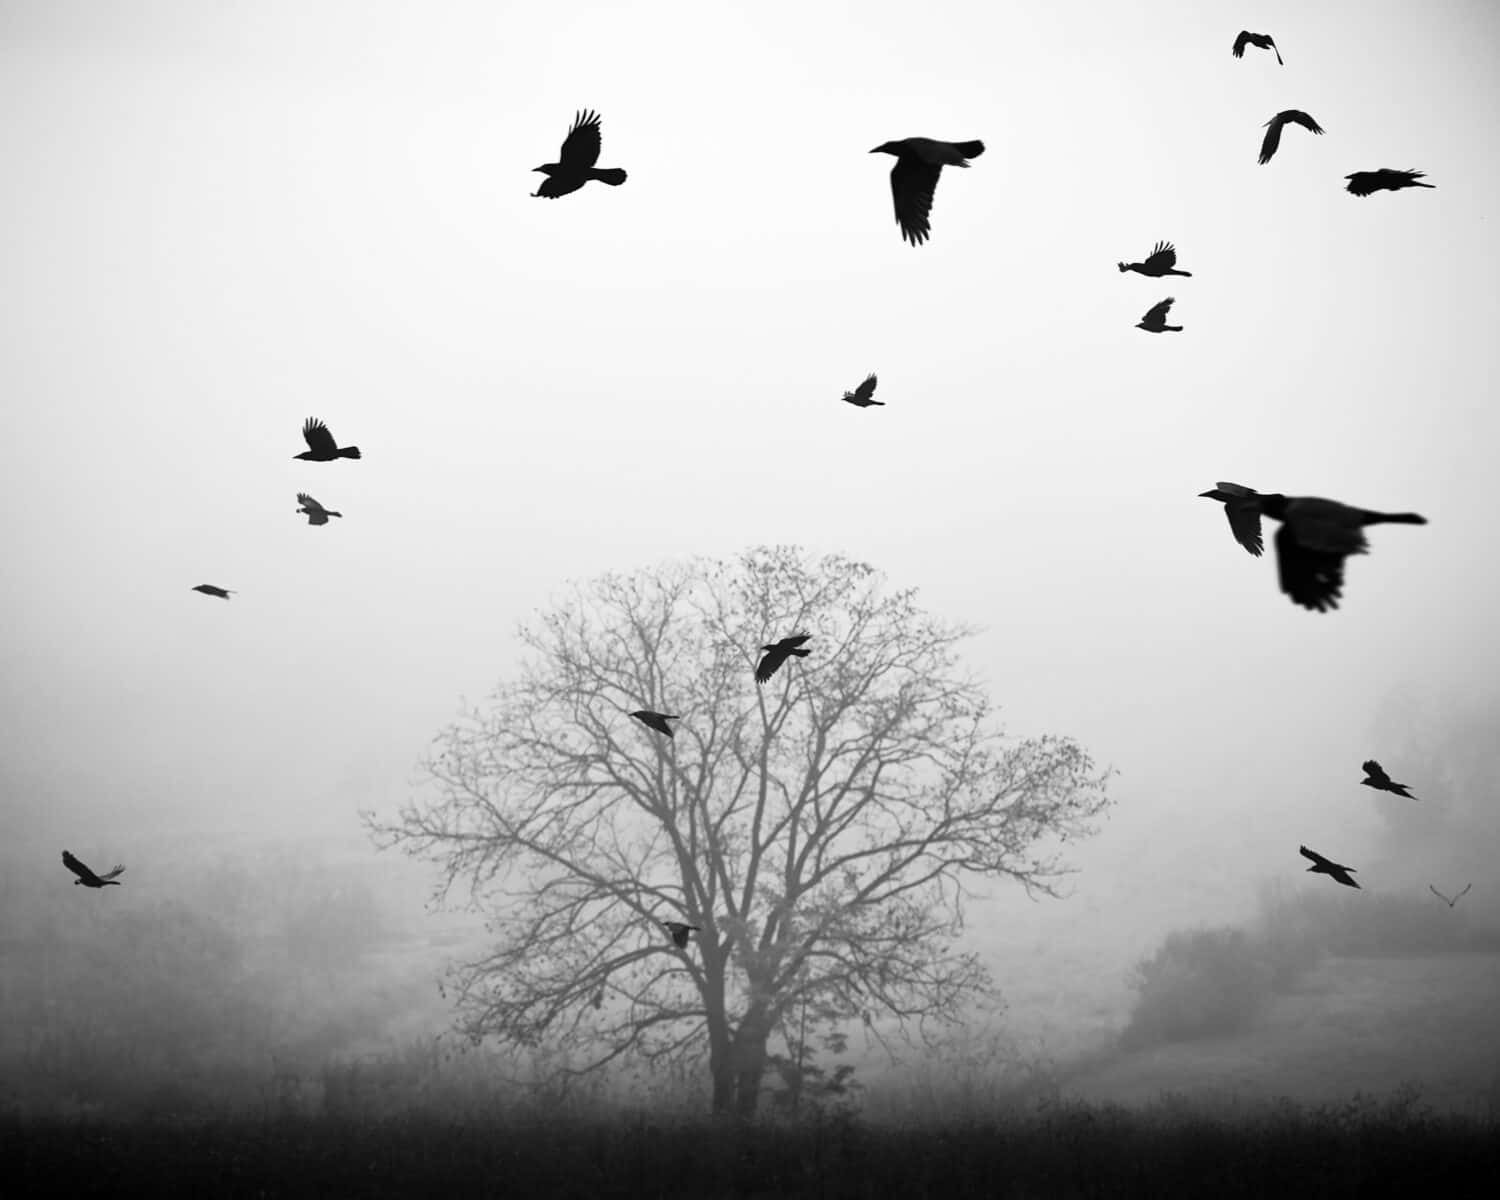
366,547 -> 1112,1116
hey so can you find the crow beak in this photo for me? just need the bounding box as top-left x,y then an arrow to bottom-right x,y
531,166 -> 546,173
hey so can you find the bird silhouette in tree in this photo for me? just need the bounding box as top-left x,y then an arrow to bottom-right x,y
755,633 -> 811,684
1300,845 -> 1360,889
1118,241 -> 1192,277
660,920 -> 700,949
1429,884 -> 1471,909
295,418 -> 361,462
192,584 -> 235,599
1233,31 -> 1283,64
630,710 -> 680,738
532,110 -> 627,198
1345,169 -> 1434,196
63,851 -> 125,888
1198,483 -> 1265,556
296,493 -> 342,526
842,374 -> 883,407
1360,760 -> 1418,800
1136,298 -> 1182,333
1259,110 -> 1324,165
869,137 -> 984,245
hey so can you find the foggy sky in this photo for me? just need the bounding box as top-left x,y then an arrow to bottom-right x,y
3,0 -> 1498,978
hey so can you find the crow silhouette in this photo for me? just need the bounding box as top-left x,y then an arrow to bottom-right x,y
1118,241 -> 1192,277
660,921 -> 700,949
1198,483 -> 1265,557
1345,169 -> 1434,197
869,137 -> 984,246
296,493 -> 342,526
532,110 -> 627,198
756,633 -> 811,684
1232,31 -> 1282,64
842,374 -> 882,407
1259,110 -> 1324,165
295,418 -> 360,462
1252,493 -> 1427,612
192,584 -> 235,599
630,710 -> 679,738
1136,297 -> 1182,333
63,850 -> 125,888
1360,760 -> 1418,800
1429,884 -> 1471,909
1300,845 -> 1360,889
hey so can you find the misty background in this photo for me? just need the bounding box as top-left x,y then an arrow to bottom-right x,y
3,0 -> 1498,1119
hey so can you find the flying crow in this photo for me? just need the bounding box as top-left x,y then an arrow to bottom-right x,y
630,710 -> 680,738
1429,884 -> 1471,909
296,493 -> 342,526
660,920 -> 700,949
1259,110 -> 1324,165
1252,493 -> 1427,612
1136,297 -> 1182,333
295,418 -> 361,462
1299,845 -> 1360,889
756,633 -> 811,684
869,137 -> 984,246
1118,241 -> 1192,277
63,850 -> 125,888
192,584 -> 235,599
1360,760 -> 1418,800
1345,169 -> 1434,197
842,374 -> 883,407
1198,483 -> 1265,557
1232,31 -> 1283,64
532,110 -> 627,198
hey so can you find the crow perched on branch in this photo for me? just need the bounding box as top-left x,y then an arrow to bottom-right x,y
1345,169 -> 1434,196
1360,760 -> 1418,800
869,137 -> 984,246
660,921 -> 700,949
532,110 -> 627,198
1299,845 -> 1360,889
1259,110 -> 1324,165
1198,483 -> 1265,557
295,418 -> 361,462
1118,241 -> 1192,277
842,374 -> 882,407
1233,31 -> 1283,64
1136,297 -> 1182,333
296,493 -> 342,526
191,584 -> 235,599
630,710 -> 679,738
63,851 -> 125,888
755,633 -> 811,684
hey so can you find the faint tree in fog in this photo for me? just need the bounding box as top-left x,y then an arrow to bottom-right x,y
366,546 -> 1112,1117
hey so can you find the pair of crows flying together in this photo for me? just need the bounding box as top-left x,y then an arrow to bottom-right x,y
627,634 -> 814,739
1298,761 -> 1423,890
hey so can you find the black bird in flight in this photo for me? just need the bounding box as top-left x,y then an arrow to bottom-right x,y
532,110 -> 627,198
63,850 -> 125,888
296,493 -> 342,526
1118,241 -> 1192,278
1429,883 -> 1471,909
1251,493 -> 1427,612
1259,110 -> 1324,165
1136,297 -> 1182,333
1232,31 -> 1283,64
756,633 -> 811,684
1299,845 -> 1360,889
842,374 -> 883,407
1198,483 -> 1265,557
1360,760 -> 1418,800
660,920 -> 700,949
295,418 -> 361,462
869,137 -> 984,246
192,584 -> 235,599
1345,169 -> 1435,197
630,710 -> 680,738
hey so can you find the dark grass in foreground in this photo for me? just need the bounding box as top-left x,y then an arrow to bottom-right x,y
5,1100 -> 1498,1199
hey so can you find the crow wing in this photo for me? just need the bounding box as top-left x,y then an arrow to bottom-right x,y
1141,298 -> 1174,325
889,155 -> 942,246
1142,242 -> 1178,273
302,418 -> 338,456
756,645 -> 791,684
1362,760 -> 1391,785
853,374 -> 878,403
557,110 -> 603,171
98,864 -> 125,881
62,850 -> 102,885
1298,845 -> 1330,868
1285,110 -> 1324,135
1274,524 -> 1347,612
1232,31 -> 1253,57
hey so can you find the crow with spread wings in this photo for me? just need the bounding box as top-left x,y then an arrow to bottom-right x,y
1198,483 -> 1265,557
63,850 -> 125,888
1233,31 -> 1283,64
1259,110 -> 1324,165
842,374 -> 883,407
294,418 -> 361,462
869,137 -> 984,246
532,110 -> 628,198
1136,297 -> 1182,333
755,633 -> 811,684
1345,169 -> 1435,197
296,493 -> 343,526
1118,241 -> 1192,277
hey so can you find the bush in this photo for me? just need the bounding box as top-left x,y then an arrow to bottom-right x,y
1120,927 -> 1277,1051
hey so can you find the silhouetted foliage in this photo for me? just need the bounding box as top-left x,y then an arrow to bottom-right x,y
1120,927 -> 1277,1050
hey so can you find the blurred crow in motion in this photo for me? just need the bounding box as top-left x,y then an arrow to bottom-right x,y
1233,31 -> 1282,64
295,418 -> 361,462
1253,493 -> 1427,612
756,633 -> 811,684
1300,845 -> 1360,889
1199,483 -> 1265,556
1259,110 -> 1324,165
296,493 -> 342,526
630,710 -> 680,738
1118,241 -> 1192,277
532,110 -> 627,198
1345,168 -> 1434,196
1136,297 -> 1182,333
869,137 -> 984,246
63,850 -> 125,888
1429,884 -> 1471,909
192,584 -> 235,599
660,921 -> 700,949
842,374 -> 883,407
1360,760 -> 1418,799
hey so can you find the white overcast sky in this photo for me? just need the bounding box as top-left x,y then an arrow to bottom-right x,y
2,0 -> 1497,949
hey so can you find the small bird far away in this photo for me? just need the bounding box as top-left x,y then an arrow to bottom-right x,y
1429,883 -> 1471,909
63,850 -> 125,888
192,584 -> 235,599
842,374 -> 882,407
1360,759 -> 1419,800
1136,297 -> 1182,333
1300,845 -> 1360,889
869,137 -> 984,246
630,710 -> 680,738
1198,483 -> 1265,557
1250,493 -> 1427,612
296,493 -> 343,526
532,110 -> 627,198
755,632 -> 812,684
1118,241 -> 1192,277
1232,31 -> 1282,64
660,920 -> 700,949
1345,169 -> 1435,197
295,418 -> 361,462
1259,110 -> 1324,165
